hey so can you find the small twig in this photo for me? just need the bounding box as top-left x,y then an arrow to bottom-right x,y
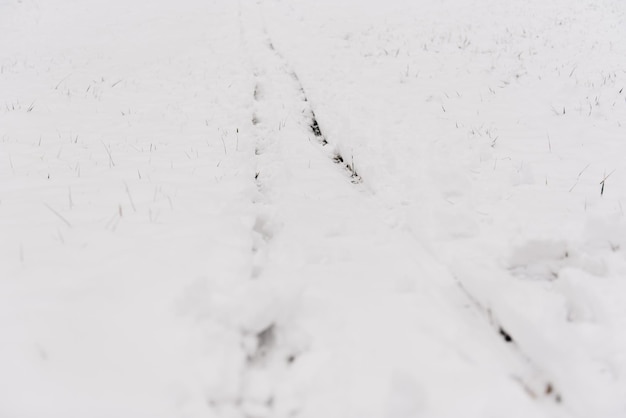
101,141 -> 115,167
44,203 -> 72,227
220,135 -> 227,155
600,169 -> 616,196
569,163 -> 590,192
54,73 -> 72,90
124,182 -> 137,212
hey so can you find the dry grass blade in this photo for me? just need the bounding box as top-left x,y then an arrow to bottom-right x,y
44,203 -> 72,228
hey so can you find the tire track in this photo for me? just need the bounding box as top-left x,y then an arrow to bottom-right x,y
233,3 -> 318,416
251,2 -> 575,410
250,11 -> 565,413
245,8 -> 360,185
237,1 -> 569,416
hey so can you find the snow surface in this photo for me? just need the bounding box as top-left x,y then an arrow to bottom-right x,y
1,0 -> 626,417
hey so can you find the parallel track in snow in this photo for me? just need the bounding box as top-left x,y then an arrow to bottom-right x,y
234,1 -> 571,417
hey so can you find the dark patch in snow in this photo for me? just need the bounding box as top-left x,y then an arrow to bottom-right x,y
512,377 -> 563,404
258,323 -> 275,350
545,383 -> 553,395
247,323 -> 276,365
297,86 -> 308,102
253,84 -> 261,101
333,153 -> 362,183
309,110 -> 324,140
498,326 -> 514,343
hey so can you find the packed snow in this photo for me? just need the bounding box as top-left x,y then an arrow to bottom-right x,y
1,0 -> 625,417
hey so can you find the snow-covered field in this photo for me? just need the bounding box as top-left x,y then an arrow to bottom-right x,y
1,0 -> 626,416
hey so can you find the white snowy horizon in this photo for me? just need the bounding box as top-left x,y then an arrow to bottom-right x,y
1,0 -> 625,417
